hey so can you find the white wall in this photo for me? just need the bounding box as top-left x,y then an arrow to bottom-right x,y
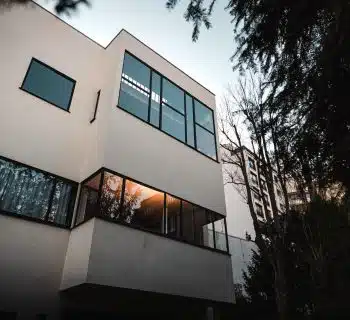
60,219 -> 94,290
61,218 -> 234,304
0,5 -> 226,216
0,215 -> 70,318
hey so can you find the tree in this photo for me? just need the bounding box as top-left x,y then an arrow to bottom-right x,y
0,0 -> 89,14
166,0 -> 350,192
220,72 -> 293,320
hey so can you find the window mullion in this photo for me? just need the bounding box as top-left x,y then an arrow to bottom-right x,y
147,71 -> 152,123
184,92 -> 187,144
192,97 -> 197,149
159,77 -> 163,129
45,178 -> 57,222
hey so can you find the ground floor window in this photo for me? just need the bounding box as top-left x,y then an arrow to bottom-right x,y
0,156 -> 77,227
76,168 -> 229,252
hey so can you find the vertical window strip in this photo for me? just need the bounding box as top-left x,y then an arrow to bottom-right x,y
147,71 -> 153,123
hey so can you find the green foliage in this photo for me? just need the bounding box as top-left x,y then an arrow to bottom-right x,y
242,198 -> 350,318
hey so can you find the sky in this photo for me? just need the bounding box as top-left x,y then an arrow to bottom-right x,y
35,0 -> 239,100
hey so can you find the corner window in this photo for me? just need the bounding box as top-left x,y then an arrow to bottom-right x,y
77,168 -> 228,252
21,58 -> 75,111
0,157 -> 77,227
117,52 -> 217,161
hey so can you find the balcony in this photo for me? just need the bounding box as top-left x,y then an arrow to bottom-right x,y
60,168 -> 234,304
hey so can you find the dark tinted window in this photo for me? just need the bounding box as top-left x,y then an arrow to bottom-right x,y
162,78 -> 184,114
195,125 -> 216,159
101,172 -> 124,220
117,53 -> 218,161
182,200 -> 195,242
119,53 -> 151,121
186,94 -> 195,147
122,53 -> 151,87
165,195 -> 181,237
150,72 -> 161,127
21,59 -> 75,111
124,180 -> 164,233
194,100 -> 214,132
162,105 -> 186,142
0,157 -> 76,227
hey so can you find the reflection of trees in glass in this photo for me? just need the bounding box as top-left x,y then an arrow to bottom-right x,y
0,158 -> 74,225
100,172 -> 124,220
124,180 -> 164,232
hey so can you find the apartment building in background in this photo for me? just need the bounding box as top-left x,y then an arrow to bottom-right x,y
223,146 -> 286,240
0,4 -> 234,319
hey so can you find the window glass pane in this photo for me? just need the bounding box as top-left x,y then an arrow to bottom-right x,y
255,203 -> 263,218
186,94 -> 195,147
193,206 -> 213,248
100,172 -> 123,220
124,180 -> 164,233
194,100 -> 214,132
162,105 -> 186,142
195,125 -> 217,159
181,200 -> 194,242
122,53 -> 151,88
0,158 -> 75,227
150,72 -> 161,127
165,195 -> 181,237
22,59 -> 74,110
48,181 -> 75,225
119,79 -> 149,121
76,173 -> 101,225
162,78 -> 184,114
213,215 -> 228,252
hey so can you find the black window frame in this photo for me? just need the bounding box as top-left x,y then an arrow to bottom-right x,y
0,155 -> 78,229
20,57 -> 76,112
117,51 -> 218,162
75,167 -> 229,254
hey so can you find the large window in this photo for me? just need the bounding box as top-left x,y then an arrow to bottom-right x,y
118,52 -> 218,161
77,168 -> 228,252
21,58 -> 76,111
0,157 -> 77,227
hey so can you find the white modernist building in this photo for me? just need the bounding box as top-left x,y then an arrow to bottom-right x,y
0,4 -> 234,319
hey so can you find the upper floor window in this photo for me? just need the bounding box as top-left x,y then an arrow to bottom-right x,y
118,52 -> 217,161
0,156 -> 77,227
250,172 -> 258,185
21,58 -> 76,111
248,157 -> 256,170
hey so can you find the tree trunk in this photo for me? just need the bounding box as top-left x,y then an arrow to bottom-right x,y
274,251 -> 289,320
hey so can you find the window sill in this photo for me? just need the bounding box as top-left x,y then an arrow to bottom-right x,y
0,209 -> 71,229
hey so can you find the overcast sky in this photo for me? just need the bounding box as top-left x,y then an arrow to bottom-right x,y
35,0 -> 239,100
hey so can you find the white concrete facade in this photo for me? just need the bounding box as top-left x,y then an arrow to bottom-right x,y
0,5 -> 225,216
0,4 -> 232,319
